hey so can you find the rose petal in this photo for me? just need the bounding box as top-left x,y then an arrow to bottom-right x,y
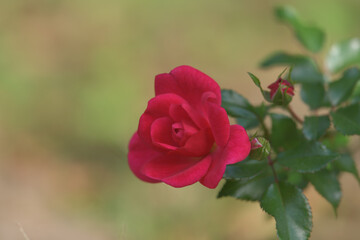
128,133 -> 162,183
223,125 -> 251,164
200,125 -> 251,188
178,128 -> 214,156
207,102 -> 230,147
138,93 -> 186,142
150,117 -> 178,150
155,65 -> 221,106
142,154 -> 212,188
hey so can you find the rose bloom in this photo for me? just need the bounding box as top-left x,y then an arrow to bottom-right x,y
268,77 -> 294,100
128,66 -> 251,188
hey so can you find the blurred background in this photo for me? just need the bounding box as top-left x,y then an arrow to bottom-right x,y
0,0 -> 359,239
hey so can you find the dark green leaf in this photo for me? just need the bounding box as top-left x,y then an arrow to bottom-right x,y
218,173 -> 273,201
260,52 -> 324,83
261,52 -> 307,67
275,5 -> 325,52
331,103 -> 360,135
221,89 -> 251,108
300,82 -> 326,110
260,182 -> 312,240
270,114 -> 301,152
350,81 -> 360,103
221,89 -> 268,130
305,169 -> 342,213
326,38 -> 360,73
248,72 -> 261,88
277,141 -> 339,172
287,171 -> 309,189
333,154 -> 360,183
328,67 -> 360,106
302,115 -> 330,140
224,158 -> 267,180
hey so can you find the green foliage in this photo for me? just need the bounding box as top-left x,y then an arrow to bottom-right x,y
260,52 -> 324,84
300,82 -> 326,110
305,169 -> 341,213
223,158 -> 267,180
333,154 -> 360,183
275,5 -> 325,52
221,89 -> 268,129
218,173 -> 274,201
270,114 -> 301,152
302,115 -> 330,140
218,5 -> 360,240
277,141 -> 338,173
326,38 -> 360,73
328,67 -> 360,106
331,103 -> 360,135
260,182 -> 313,240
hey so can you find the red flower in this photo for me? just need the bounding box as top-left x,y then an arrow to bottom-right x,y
268,78 -> 294,100
128,66 -> 251,188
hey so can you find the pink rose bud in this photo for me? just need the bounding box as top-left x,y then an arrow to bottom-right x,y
249,137 -> 270,161
251,138 -> 263,150
128,66 -> 251,189
267,78 -> 294,105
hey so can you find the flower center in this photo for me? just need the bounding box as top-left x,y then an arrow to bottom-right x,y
172,122 -> 184,140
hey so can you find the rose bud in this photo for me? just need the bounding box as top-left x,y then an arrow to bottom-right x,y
128,66 -> 251,188
267,77 -> 294,106
249,137 -> 271,161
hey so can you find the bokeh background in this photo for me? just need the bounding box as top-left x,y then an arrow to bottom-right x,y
0,0 -> 359,239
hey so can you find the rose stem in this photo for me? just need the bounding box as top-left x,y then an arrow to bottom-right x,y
286,105 -> 303,124
267,156 -> 279,183
260,120 -> 270,140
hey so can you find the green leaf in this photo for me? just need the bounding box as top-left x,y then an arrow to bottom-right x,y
333,154 -> 360,183
223,158 -> 267,180
277,141 -> 339,173
261,52 -> 306,67
305,169 -> 341,214
300,82 -> 326,110
221,89 -> 251,108
260,182 -> 312,240
221,89 -> 268,130
260,52 -> 324,83
247,72 -> 272,102
226,106 -> 259,129
350,81 -> 360,103
218,173 -> 274,201
270,114 -> 301,152
302,115 -> 330,140
328,67 -> 360,106
248,72 -> 261,88
331,102 -> 360,135
275,5 -> 325,52
287,171 -> 309,189
326,38 -> 360,73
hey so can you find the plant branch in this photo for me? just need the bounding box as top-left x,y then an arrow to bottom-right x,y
286,105 -> 303,124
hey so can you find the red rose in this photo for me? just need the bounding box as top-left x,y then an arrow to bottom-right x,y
268,78 -> 294,100
128,66 -> 251,188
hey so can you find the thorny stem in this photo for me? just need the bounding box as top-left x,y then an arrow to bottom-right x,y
267,156 -> 279,183
286,105 -> 303,124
